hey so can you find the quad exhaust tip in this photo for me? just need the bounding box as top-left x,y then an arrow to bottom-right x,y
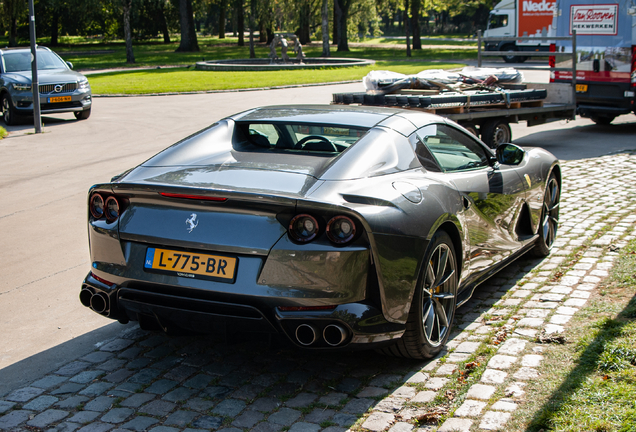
294,323 -> 349,347
295,324 -> 317,346
323,324 -> 348,346
80,288 -> 110,314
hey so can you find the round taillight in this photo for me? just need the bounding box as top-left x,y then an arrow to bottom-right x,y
289,214 -> 319,243
90,193 -> 105,219
105,196 -> 120,222
326,215 -> 356,244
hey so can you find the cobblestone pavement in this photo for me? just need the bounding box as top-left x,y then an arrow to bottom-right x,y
1,151 -> 635,432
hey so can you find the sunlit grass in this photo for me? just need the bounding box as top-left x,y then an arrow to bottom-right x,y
508,238 -> 636,432
87,61 -> 466,94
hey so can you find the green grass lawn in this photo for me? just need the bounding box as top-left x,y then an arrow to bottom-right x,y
508,238 -> 636,432
0,35 -> 476,94
87,61 -> 466,95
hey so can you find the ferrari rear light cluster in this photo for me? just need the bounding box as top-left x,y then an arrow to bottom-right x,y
90,193 -> 124,222
288,213 -> 358,246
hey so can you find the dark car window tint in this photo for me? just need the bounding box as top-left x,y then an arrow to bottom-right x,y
241,122 -> 368,153
417,124 -> 490,172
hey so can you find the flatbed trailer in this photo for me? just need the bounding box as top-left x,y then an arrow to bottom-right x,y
332,82 -> 576,148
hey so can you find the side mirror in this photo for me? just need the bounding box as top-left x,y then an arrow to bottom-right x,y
66,61 -> 73,69
496,143 -> 525,165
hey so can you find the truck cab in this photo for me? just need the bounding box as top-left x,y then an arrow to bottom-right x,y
550,0 -> 636,124
484,0 -> 555,63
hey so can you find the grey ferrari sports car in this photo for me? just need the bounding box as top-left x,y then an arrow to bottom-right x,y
80,105 -> 560,359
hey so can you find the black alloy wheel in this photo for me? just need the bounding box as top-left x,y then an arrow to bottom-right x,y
2,93 -> 17,126
532,173 -> 560,257
386,231 -> 458,359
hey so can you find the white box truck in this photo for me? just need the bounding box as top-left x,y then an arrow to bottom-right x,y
484,0 -> 556,62
550,0 -> 636,124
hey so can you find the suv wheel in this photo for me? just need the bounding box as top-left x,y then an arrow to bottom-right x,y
2,93 -> 18,126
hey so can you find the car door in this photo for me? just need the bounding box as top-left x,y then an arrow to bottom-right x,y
415,123 -> 527,276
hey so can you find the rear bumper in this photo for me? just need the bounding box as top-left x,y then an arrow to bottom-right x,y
80,273 -> 405,350
567,80 -> 635,117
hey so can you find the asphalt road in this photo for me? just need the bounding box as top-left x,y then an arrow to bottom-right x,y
1,79 -> 635,397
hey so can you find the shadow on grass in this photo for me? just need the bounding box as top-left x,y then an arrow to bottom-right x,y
525,292 -> 636,432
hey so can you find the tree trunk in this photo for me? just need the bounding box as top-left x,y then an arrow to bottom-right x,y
411,0 -> 421,50
297,0 -> 311,44
158,2 -> 171,43
321,0 -> 330,57
50,9 -> 59,46
336,0 -> 350,52
333,0 -> 339,46
219,0 -> 226,38
176,0 -> 200,52
123,0 -> 135,63
248,0 -> 255,58
404,0 -> 411,57
9,17 -> 18,47
236,0 -> 245,46
259,21 -> 267,43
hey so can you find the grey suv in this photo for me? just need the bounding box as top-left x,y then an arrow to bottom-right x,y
0,47 -> 92,125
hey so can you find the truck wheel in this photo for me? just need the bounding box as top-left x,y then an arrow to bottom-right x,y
502,45 -> 521,63
591,115 -> 615,125
459,122 -> 478,137
481,119 -> 511,148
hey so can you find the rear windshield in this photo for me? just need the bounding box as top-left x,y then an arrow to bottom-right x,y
238,122 -> 368,153
3,50 -> 68,73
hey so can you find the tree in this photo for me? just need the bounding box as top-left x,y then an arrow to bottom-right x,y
404,0 -> 410,57
176,0 -> 199,51
2,0 -> 26,46
411,0 -> 420,49
334,0 -> 352,51
248,0 -> 255,58
122,0 -> 135,63
321,0 -> 330,56
218,0 -> 226,38
235,0 -> 244,46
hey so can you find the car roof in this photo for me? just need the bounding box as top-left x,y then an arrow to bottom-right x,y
0,47 -> 52,53
228,105 -> 443,135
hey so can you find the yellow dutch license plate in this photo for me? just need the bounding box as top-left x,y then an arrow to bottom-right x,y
575,84 -> 588,93
48,96 -> 72,103
144,247 -> 238,282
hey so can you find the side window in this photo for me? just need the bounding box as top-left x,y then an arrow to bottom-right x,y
488,14 -> 509,30
416,124 -> 490,172
410,132 -> 441,172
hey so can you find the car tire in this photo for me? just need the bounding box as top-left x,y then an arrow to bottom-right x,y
531,172 -> 560,257
2,93 -> 18,126
459,121 -> 478,137
502,45 -> 521,63
591,115 -> 615,125
74,108 -> 91,120
481,119 -> 511,149
385,231 -> 458,359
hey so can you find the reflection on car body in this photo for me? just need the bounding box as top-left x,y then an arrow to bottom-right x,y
80,105 -> 560,359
